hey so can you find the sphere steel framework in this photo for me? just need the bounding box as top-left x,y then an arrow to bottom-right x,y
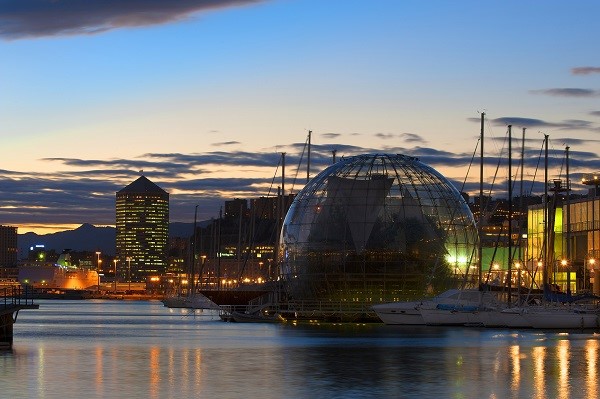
280,153 -> 478,305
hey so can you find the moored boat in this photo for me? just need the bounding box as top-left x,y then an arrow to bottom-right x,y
372,289 -> 498,325
231,311 -> 286,323
522,306 -> 599,329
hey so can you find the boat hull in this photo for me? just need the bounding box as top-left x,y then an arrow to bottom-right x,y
420,308 -> 484,326
523,309 -> 599,329
372,302 -> 424,325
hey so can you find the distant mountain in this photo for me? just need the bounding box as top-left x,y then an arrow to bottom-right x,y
18,222 -> 203,259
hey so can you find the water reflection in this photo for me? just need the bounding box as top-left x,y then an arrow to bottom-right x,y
587,339 -> 598,399
533,346 -> 546,399
558,339 -> 571,399
511,345 -> 521,393
3,301 -> 600,399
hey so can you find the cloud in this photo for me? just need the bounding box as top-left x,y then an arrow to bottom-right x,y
212,141 -> 241,146
3,138 -> 600,228
321,133 -> 341,139
572,67 -> 600,75
481,116 -> 598,131
400,133 -> 426,144
373,132 -> 426,144
491,117 -> 557,128
375,133 -> 395,140
530,88 -> 600,97
591,111 -> 600,117
0,0 -> 262,40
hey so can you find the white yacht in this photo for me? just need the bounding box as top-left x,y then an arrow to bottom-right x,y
521,306 -> 599,329
373,289 -> 496,325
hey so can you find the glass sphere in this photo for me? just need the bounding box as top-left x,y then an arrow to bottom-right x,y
280,153 -> 477,304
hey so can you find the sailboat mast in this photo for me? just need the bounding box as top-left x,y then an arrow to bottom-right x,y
190,204 -> 198,295
566,146 -> 571,296
507,125 -> 513,305
478,112 -> 485,286
275,152 -> 285,267
217,207 -> 222,290
519,128 -> 526,264
307,130 -> 312,183
543,134 -> 549,296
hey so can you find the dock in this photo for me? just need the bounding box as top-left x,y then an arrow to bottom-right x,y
1,285 -> 38,348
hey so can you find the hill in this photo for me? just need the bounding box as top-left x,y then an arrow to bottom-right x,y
17,222 -> 199,259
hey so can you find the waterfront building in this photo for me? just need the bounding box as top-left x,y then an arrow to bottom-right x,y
280,153 -> 478,313
224,198 -> 249,219
525,175 -> 600,295
0,225 -> 18,280
116,176 -> 169,281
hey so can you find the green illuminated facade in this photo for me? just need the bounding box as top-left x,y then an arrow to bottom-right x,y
116,176 -> 169,281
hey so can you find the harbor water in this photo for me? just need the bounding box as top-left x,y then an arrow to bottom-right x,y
2,300 -> 600,399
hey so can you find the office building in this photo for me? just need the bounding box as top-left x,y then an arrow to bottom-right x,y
116,175 -> 169,281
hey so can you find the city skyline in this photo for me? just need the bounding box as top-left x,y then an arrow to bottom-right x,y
2,1 -> 600,234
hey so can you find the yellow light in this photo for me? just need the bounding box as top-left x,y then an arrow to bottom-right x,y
493,263 -> 500,270
561,259 -> 568,266
589,258 -> 596,265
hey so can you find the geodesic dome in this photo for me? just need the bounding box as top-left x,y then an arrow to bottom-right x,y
280,153 -> 478,304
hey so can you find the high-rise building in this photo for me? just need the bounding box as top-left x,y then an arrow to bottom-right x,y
0,225 -> 18,280
116,176 -> 169,281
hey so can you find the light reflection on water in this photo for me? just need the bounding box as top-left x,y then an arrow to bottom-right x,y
1,300 -> 600,399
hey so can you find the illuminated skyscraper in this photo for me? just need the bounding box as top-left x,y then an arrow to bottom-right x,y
116,176 -> 169,281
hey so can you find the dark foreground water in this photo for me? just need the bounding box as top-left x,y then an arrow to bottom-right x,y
1,300 -> 599,399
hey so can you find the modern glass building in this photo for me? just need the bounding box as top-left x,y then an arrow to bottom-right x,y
116,176 -> 169,281
280,154 -> 478,309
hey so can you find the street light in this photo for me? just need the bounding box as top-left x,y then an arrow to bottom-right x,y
200,255 -> 206,289
95,251 -> 101,293
126,257 -> 131,292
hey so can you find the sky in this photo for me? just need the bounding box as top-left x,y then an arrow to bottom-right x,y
1,0 -> 600,234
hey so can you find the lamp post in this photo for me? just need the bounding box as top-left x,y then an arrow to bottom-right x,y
126,257 -> 131,293
113,259 -> 118,293
561,258 -> 569,294
95,251 -> 101,293
515,261 -> 521,304
200,255 -> 206,289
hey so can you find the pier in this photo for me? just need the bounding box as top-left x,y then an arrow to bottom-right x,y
1,285 -> 38,348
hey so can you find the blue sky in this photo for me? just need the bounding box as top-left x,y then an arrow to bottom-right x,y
1,0 -> 600,233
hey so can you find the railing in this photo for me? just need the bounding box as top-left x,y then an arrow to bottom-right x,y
1,285 -> 36,310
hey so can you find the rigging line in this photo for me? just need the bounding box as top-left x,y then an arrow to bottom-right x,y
289,134 -> 309,195
266,155 -> 282,199
527,135 -> 546,196
461,137 -> 479,192
485,128 -> 508,204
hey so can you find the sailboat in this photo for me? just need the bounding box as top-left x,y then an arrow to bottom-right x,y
162,205 -> 221,311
